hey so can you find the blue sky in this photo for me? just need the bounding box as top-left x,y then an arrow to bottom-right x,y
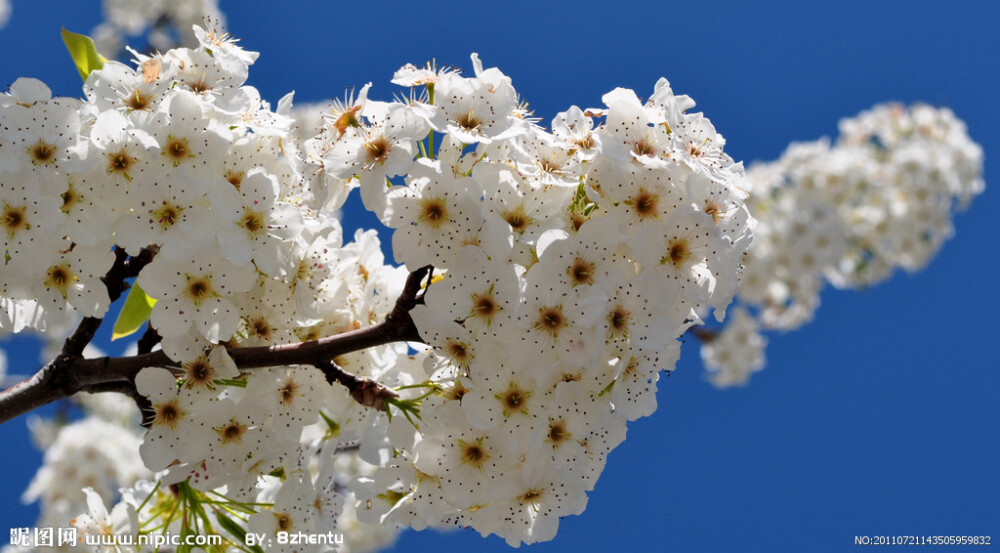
1,1 -> 998,551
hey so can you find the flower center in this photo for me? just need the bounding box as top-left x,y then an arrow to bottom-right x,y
547,419 -> 571,446
364,135 -> 392,165
2,204 -> 27,236
663,238 -> 692,268
225,169 -> 245,190
502,207 -> 532,234
538,158 -> 561,174
218,419 -> 246,444
607,305 -> 632,338
628,189 -> 659,219
151,202 -> 184,231
419,198 -> 448,228
574,135 -> 595,150
631,135 -> 657,157
469,286 -> 499,324
163,135 -> 193,166
44,265 -> 74,295
60,188 -> 79,213
517,488 -> 544,506
535,306 -> 566,337
704,201 -> 723,224
28,140 -> 57,166
249,317 -> 273,340
184,357 -> 214,386
459,438 -> 488,469
497,382 -> 532,417
279,378 -> 298,405
455,109 -> 483,131
107,148 -> 137,181
274,512 -> 292,532
184,275 -> 215,307
620,357 -> 640,380
446,339 -> 472,365
241,209 -> 265,235
126,89 -> 153,111
153,400 -> 183,429
568,257 -> 596,287
445,382 -> 468,401
187,74 -> 212,94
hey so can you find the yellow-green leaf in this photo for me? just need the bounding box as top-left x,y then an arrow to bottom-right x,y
112,282 -> 157,341
61,28 -> 107,81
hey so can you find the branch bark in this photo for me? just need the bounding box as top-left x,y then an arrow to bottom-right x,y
0,265 -> 432,426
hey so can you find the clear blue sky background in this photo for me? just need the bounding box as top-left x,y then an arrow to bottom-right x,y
1,2 -> 997,552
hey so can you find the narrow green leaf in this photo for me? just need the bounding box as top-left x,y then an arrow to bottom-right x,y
112,282 -> 157,341
61,28 -> 107,81
215,511 -> 249,546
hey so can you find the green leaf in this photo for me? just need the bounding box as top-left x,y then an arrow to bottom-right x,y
61,28 -> 106,81
112,282 -> 157,341
215,511 -> 249,546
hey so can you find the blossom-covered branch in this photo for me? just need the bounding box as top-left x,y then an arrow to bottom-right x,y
0,21 -> 752,545
700,103 -> 983,387
1,16 -> 982,551
0,266 -> 432,426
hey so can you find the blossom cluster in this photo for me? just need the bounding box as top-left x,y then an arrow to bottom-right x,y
22,405 -> 149,530
702,103 -> 983,386
0,22 -> 757,550
345,61 -> 754,545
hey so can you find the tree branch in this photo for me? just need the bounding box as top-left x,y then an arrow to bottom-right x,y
0,265 -> 433,426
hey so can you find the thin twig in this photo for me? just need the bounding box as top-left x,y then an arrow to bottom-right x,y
316,359 -> 398,412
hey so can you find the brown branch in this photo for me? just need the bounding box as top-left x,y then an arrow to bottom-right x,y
136,325 -> 161,355
56,246 -> 154,362
0,265 -> 433,426
317,359 -> 398,412
0,247 -> 159,427
688,326 -> 719,343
